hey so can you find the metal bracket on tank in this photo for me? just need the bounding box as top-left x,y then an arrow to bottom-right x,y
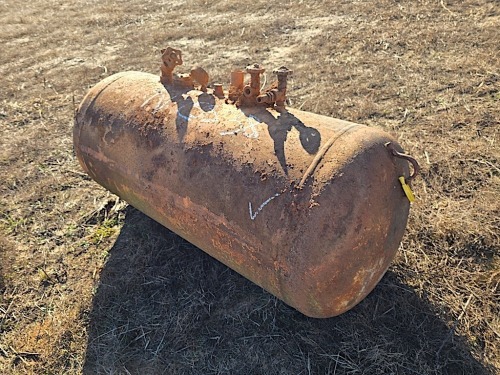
385,142 -> 420,183
159,46 -> 292,110
257,66 -> 293,110
385,142 -> 420,202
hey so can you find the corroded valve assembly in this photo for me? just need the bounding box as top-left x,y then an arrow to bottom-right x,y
74,47 -> 419,318
160,48 -> 293,111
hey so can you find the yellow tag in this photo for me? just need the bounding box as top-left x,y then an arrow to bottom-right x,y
399,176 -> 415,203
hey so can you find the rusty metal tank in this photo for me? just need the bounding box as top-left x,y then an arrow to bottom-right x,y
74,49 -> 418,318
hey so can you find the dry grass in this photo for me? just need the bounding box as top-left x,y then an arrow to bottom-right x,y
0,0 -> 498,374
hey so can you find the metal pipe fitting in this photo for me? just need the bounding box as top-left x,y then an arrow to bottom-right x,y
245,63 -> 265,97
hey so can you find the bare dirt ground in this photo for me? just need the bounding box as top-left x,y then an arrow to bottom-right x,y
0,0 -> 498,374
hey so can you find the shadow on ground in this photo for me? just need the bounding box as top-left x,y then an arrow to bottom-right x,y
84,207 -> 492,375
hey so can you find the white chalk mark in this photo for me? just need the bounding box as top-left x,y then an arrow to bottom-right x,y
245,115 -> 260,138
200,114 -> 219,124
220,129 -> 239,136
198,103 -> 219,124
249,192 -> 281,220
141,89 -> 173,115
248,114 -> 261,123
141,90 -> 220,125
191,101 -> 202,111
220,115 -> 261,139
176,101 -> 198,122
152,96 -> 166,114
200,117 -> 219,124
177,112 -> 192,122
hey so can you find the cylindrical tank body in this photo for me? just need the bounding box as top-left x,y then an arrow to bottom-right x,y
74,71 -> 411,318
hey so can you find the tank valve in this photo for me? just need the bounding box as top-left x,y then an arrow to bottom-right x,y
245,64 -> 265,97
159,48 -> 294,110
160,47 -> 210,91
257,66 -> 293,110
160,47 -> 183,85
228,70 -> 245,102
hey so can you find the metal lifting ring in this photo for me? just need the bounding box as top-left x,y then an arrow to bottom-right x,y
385,142 -> 420,183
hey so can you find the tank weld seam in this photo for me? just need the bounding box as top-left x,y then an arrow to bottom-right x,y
298,123 -> 360,188
76,73 -> 128,147
85,73 -> 128,112
140,88 -> 163,108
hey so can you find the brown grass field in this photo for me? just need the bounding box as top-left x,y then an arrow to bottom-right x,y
1,0 -> 499,374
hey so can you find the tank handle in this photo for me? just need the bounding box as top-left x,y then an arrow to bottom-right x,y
385,142 -> 420,184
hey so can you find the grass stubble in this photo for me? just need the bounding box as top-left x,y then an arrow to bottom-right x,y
0,0 -> 498,374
